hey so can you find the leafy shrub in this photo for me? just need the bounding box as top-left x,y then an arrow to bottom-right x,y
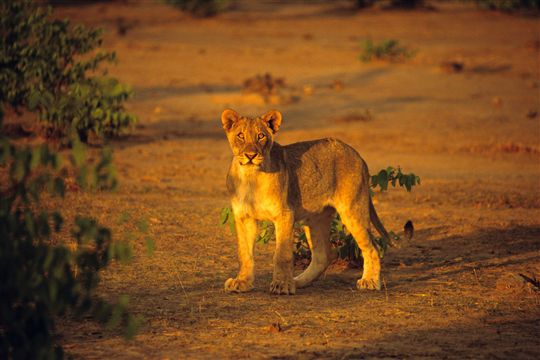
0,112 -> 139,358
0,2 -> 143,357
371,166 -> 420,192
0,0 -> 136,143
359,39 -> 415,63
164,0 -> 230,17
474,0 -> 539,11
220,167 -> 419,264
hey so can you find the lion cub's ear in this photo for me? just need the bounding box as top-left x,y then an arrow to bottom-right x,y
221,109 -> 240,131
261,110 -> 282,134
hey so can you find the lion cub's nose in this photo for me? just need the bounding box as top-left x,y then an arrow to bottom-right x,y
245,152 -> 257,160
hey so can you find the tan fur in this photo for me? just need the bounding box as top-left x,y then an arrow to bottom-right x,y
221,109 -> 389,295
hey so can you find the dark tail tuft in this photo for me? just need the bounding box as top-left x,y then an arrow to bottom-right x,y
404,220 -> 414,240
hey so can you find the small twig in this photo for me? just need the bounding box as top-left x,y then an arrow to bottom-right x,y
179,280 -> 189,300
382,277 -> 389,302
323,333 -> 330,346
173,264 -> 190,302
518,273 -> 540,290
473,268 -> 481,286
274,310 -> 288,325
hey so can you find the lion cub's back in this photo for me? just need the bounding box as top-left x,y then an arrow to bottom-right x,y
283,138 -> 369,212
284,137 -> 366,170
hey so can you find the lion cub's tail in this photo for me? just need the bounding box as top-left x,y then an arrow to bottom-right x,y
369,197 -> 391,243
369,197 -> 414,248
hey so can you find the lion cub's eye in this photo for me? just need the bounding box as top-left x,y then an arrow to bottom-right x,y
237,133 -> 244,140
257,133 -> 266,141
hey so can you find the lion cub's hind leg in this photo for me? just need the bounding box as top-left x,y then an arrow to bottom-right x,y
338,205 -> 381,291
294,208 -> 336,288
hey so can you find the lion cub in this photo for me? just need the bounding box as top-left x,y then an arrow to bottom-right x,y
222,109 -> 389,295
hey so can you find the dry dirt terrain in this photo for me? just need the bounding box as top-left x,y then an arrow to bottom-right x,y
50,1 -> 539,358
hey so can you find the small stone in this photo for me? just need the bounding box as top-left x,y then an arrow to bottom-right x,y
491,97 -> 503,107
303,85 -> 314,96
526,110 -> 537,119
267,322 -> 283,333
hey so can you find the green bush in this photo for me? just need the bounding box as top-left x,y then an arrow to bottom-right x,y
0,111 -> 139,358
359,39 -> 415,63
0,1 -> 141,355
220,167 -> 419,264
164,0 -> 230,17
0,0 -> 136,143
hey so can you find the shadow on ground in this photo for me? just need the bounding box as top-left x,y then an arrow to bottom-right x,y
278,317 -> 539,359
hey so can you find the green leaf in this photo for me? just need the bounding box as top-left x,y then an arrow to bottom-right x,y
124,315 -> 141,340
28,90 -> 42,110
113,241 -> 133,264
377,170 -> 388,191
71,138 -> 86,167
107,301 -> 126,329
13,153 -> 28,182
52,212 -> 63,232
43,249 -> 55,271
405,176 -> 412,191
370,175 -> 378,188
30,146 -> 42,169
49,280 -> 58,303
53,177 -> 65,197
144,237 -> 155,256
228,212 -> 235,234
118,212 -> 130,224
0,138 -> 11,165
91,108 -> 103,119
219,207 -> 230,226
136,219 -> 149,233
77,165 -> 88,188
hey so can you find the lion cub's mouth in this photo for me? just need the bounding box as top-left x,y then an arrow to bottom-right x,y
239,155 -> 263,166
240,159 -> 262,166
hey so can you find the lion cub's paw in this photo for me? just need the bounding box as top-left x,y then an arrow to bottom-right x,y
269,279 -> 296,295
357,278 -> 381,291
224,278 -> 253,293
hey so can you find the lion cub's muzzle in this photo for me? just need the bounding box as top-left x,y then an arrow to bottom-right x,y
239,152 -> 263,166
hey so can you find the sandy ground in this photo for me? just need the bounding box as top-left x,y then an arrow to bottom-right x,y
48,1 -> 540,358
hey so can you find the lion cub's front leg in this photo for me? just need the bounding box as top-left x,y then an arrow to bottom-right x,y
270,213 -> 296,295
224,216 -> 257,293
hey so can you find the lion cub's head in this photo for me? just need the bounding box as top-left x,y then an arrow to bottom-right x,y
221,109 -> 282,167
